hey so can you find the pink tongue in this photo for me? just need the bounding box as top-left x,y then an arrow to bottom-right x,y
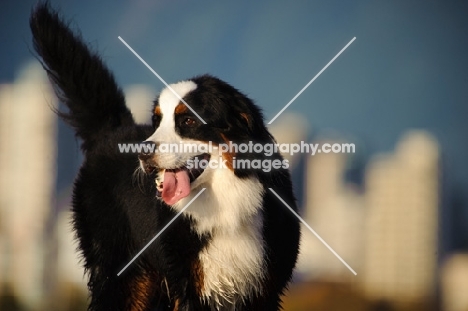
162,169 -> 191,205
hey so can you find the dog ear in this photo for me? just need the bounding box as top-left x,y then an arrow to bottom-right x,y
234,102 -> 271,142
239,112 -> 252,130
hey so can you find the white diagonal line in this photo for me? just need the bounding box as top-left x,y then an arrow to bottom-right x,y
117,188 -> 206,276
118,36 -> 207,124
268,37 -> 356,124
268,188 -> 357,275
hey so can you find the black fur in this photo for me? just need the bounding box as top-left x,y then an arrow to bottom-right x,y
30,2 -> 300,310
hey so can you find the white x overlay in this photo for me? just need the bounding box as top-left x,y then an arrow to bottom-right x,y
117,188 -> 206,276
117,35 -> 357,276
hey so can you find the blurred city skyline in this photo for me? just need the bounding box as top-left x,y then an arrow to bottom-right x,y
1,59 -> 468,311
1,1 -> 468,310
1,1 -> 467,250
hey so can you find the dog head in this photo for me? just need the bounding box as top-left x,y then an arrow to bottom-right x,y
138,74 -> 274,206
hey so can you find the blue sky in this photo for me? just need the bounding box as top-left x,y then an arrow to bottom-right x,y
1,0 -> 468,248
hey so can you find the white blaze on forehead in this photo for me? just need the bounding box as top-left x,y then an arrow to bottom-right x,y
159,80 -> 197,118
147,80 -> 197,143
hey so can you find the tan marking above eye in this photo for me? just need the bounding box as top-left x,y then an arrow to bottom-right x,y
174,102 -> 188,114
154,106 -> 161,116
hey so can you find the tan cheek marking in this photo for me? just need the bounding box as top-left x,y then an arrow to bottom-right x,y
222,151 -> 235,171
219,133 -> 235,171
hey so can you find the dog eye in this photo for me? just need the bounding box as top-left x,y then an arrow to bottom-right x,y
182,117 -> 197,127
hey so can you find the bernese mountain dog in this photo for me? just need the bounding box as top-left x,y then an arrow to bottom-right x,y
30,2 -> 300,310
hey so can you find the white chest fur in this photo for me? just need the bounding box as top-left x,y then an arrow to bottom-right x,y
174,169 -> 266,309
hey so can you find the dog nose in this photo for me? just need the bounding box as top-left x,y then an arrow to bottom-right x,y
138,141 -> 156,160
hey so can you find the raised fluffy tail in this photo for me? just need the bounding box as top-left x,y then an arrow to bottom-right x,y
30,2 -> 134,150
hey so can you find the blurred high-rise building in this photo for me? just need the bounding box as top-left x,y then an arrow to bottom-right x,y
441,253 -> 468,311
124,85 -> 154,125
269,113 -> 309,209
362,131 -> 439,304
296,139 -> 364,280
0,62 -> 57,308
268,113 -> 309,170
52,209 -> 87,309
